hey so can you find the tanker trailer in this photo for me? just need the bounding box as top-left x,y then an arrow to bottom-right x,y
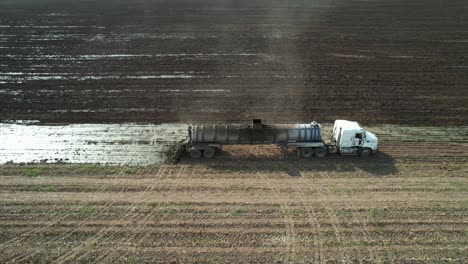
187,119 -> 378,159
187,119 -> 326,158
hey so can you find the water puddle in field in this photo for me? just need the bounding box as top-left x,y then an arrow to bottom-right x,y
0,72 -> 212,82
0,122 -> 189,165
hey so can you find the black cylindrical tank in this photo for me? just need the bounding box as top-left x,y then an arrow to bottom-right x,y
190,122 -> 322,144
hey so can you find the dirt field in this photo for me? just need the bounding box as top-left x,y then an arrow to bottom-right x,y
0,128 -> 466,263
1,0 -> 467,124
1,0 -> 467,263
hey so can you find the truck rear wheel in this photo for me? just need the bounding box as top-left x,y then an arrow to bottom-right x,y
189,149 -> 202,159
300,148 -> 314,158
203,148 -> 216,158
314,147 -> 327,158
359,148 -> 372,157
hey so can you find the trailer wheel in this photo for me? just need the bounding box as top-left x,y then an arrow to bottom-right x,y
359,148 -> 372,157
314,147 -> 327,158
300,148 -> 314,158
203,148 -> 216,159
189,149 -> 202,159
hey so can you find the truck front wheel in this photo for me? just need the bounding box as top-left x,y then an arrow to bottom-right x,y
359,148 -> 372,157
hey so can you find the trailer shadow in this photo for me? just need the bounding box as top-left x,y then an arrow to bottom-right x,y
179,149 -> 398,177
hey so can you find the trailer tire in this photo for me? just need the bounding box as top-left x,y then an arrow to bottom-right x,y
300,148 -> 314,158
314,147 -> 327,158
189,149 -> 202,159
203,148 -> 216,159
359,148 -> 372,157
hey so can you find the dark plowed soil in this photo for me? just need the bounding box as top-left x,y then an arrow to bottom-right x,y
0,0 -> 467,124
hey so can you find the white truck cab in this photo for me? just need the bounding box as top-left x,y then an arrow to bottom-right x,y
332,120 -> 378,156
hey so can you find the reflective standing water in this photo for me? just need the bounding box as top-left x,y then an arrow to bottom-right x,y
0,122 -> 188,165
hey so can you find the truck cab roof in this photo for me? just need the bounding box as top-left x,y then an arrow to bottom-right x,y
334,120 -> 364,131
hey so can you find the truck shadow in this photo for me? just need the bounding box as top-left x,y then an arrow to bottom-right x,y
179,150 -> 398,177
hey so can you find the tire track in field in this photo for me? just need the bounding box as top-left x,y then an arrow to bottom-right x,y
92,165 -> 179,263
340,177 -> 378,262
311,171 -> 349,262
12,170 -> 134,263
246,163 -> 298,263
123,164 -> 248,262
2,174 -> 119,263
284,162 -> 324,263
73,165 -> 170,264
105,165 -> 200,263
52,166 -> 153,264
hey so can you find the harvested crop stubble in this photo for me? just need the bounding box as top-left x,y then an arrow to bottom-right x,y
0,137 -> 466,263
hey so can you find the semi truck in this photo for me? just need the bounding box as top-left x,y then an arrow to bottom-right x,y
187,119 -> 378,158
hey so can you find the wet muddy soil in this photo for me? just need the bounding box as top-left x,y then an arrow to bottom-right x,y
0,123 -> 187,165
0,0 -> 467,124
